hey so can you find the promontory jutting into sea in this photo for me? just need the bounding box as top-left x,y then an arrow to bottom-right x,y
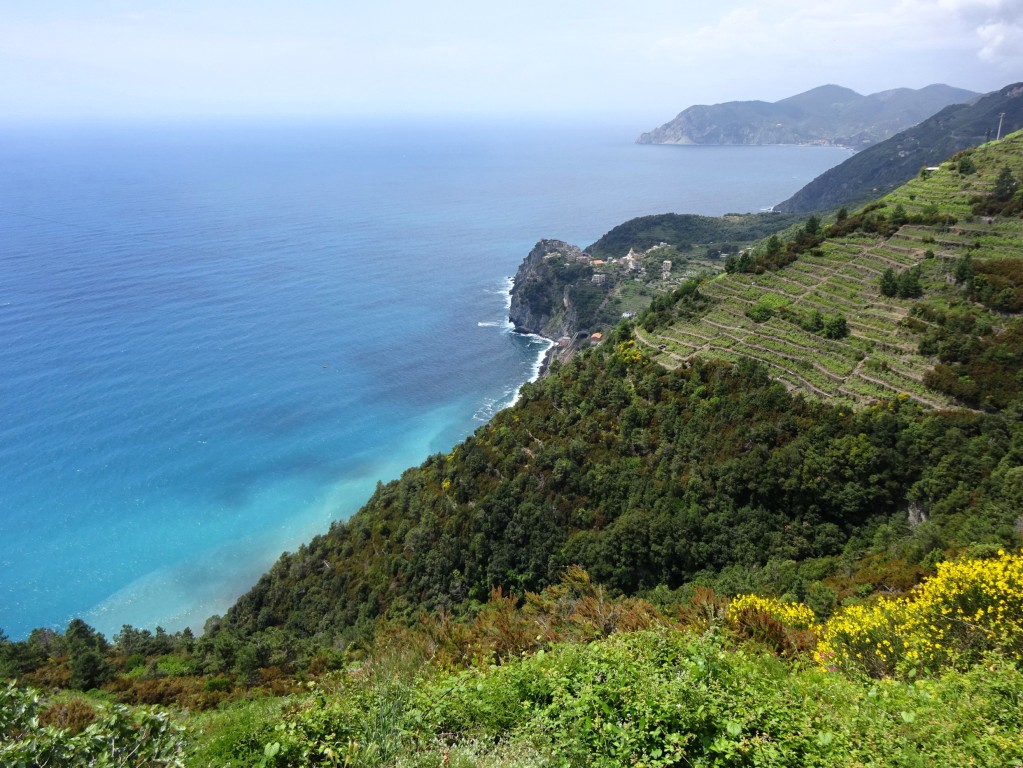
0,118 -> 850,638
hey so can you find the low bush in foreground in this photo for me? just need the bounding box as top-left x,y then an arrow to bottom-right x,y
208,629 -> 1023,767
0,683 -> 185,767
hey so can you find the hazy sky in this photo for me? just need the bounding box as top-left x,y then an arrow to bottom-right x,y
2,0 -> 1020,122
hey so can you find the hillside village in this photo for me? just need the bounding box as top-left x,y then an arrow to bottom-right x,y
542,242 -> 727,352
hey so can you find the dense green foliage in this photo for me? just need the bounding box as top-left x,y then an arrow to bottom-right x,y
0,683 -> 185,767
724,217 -> 832,274
919,312 -> 1023,409
587,212 -> 802,259
970,258 -> 1023,311
879,265 -> 924,298
638,281 -> 713,332
973,167 -> 1023,216
205,331 -> 1022,662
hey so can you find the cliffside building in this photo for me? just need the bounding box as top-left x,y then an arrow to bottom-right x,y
625,248 -> 644,271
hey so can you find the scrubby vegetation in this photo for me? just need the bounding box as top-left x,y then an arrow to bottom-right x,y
819,549 -> 1023,678
135,554 -> 1023,765
11,553 -> 1023,766
1,683 -> 185,767
232,600 -> 1023,768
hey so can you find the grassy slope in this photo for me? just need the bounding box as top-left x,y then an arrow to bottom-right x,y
638,131 -> 1023,409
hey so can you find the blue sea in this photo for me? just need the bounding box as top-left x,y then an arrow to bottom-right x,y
0,118 -> 849,639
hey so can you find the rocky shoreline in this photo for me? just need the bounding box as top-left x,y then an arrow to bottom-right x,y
508,239 -> 593,378
535,343 -> 557,378
507,239 -> 584,339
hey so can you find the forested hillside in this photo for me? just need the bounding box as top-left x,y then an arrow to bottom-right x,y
215,333 -> 1021,652
775,82 -> 1023,213
586,212 -> 801,259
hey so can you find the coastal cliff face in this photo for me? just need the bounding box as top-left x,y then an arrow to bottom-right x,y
508,239 -> 585,339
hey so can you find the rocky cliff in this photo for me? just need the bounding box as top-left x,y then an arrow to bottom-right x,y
508,216 -> 804,341
508,239 -> 586,339
638,84 -> 977,148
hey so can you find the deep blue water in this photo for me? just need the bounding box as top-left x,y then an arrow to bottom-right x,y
0,118 -> 849,639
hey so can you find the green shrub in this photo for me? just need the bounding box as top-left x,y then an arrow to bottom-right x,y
203,676 -> 232,692
0,683 -> 184,768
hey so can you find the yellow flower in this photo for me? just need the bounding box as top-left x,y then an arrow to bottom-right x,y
728,594 -> 819,632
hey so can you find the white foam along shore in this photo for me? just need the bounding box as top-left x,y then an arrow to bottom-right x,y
502,274 -> 555,406
509,333 -> 555,407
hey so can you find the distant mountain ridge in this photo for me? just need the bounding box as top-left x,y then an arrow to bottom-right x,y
638,84 -> 978,148
774,82 -> 1023,213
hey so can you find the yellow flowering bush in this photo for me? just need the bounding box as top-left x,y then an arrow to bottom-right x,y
901,549 -> 1023,667
614,340 -> 644,366
726,594 -> 819,655
728,594 -> 819,631
819,549 -> 1023,677
816,599 -> 910,677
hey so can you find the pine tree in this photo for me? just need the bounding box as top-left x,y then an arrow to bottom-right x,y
994,167 -> 1017,202
953,253 -> 974,284
880,268 -> 898,297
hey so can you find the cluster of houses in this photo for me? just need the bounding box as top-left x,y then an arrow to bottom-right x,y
587,246 -> 677,285
556,331 -> 603,349
551,242 -> 697,349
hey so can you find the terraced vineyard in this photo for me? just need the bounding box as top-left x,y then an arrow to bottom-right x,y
637,130 -> 1023,409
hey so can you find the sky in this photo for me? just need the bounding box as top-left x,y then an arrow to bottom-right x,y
1,0 -> 1021,122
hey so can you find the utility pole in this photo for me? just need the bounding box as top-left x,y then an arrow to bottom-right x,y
997,112 -> 1006,141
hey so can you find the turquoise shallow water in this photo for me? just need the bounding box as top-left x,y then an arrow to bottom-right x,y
0,118 -> 849,638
